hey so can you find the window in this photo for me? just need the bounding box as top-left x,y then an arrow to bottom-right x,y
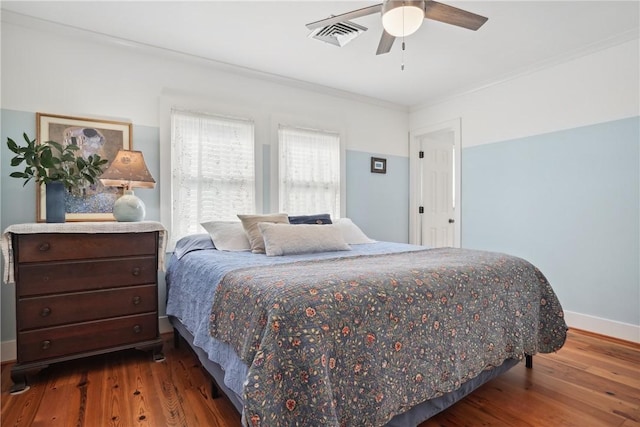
170,109 -> 255,243
278,126 -> 341,218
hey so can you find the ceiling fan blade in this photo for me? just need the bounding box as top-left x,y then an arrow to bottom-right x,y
376,30 -> 396,55
424,1 -> 488,31
306,4 -> 383,30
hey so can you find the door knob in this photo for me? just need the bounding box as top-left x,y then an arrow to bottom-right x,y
448,219 -> 455,224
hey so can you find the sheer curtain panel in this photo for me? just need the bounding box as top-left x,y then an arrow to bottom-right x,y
171,109 -> 255,243
278,126 -> 341,218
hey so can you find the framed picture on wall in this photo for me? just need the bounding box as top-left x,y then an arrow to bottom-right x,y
371,157 -> 387,174
36,113 -> 133,222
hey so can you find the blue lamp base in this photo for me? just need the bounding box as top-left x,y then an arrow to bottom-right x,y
113,189 -> 146,222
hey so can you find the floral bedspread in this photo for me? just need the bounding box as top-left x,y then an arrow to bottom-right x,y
209,248 -> 567,427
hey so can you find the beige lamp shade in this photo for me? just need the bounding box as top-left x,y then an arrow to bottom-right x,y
100,149 -> 155,190
100,150 -> 155,222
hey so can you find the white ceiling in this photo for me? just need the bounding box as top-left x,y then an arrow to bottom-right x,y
2,1 -> 639,108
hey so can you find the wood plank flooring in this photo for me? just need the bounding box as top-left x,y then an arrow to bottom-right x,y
1,329 -> 638,426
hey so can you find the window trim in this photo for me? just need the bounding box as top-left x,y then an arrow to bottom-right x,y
269,115 -> 346,217
159,94 -> 263,250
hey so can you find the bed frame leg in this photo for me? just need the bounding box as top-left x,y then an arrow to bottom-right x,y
525,354 -> 533,369
210,380 -> 221,399
173,328 -> 180,349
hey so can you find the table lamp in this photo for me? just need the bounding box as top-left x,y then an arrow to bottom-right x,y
99,149 -> 155,222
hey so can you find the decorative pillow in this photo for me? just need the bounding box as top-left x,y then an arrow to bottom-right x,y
237,213 -> 290,254
257,222 -> 351,256
333,218 -> 376,244
288,214 -> 332,225
200,221 -> 251,251
174,233 -> 215,259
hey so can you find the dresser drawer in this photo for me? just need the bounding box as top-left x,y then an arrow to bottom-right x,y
18,313 -> 158,363
18,285 -> 157,330
16,232 -> 157,263
17,256 -> 157,297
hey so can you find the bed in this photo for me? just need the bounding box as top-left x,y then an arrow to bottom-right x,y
166,218 -> 567,427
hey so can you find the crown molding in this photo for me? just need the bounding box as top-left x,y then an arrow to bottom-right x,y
1,9 -> 409,114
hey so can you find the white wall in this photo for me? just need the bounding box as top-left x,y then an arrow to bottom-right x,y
410,39 -> 639,147
2,20 -> 409,156
410,38 -> 640,342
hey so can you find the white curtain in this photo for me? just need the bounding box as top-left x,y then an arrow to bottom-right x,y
171,109 -> 255,243
278,126 -> 340,218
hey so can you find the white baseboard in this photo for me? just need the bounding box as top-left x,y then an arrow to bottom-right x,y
1,339 -> 16,363
1,316 -> 175,364
564,310 -> 640,343
2,313 -> 637,363
159,315 -> 172,334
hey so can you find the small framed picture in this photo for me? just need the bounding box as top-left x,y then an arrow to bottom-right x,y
371,157 -> 387,174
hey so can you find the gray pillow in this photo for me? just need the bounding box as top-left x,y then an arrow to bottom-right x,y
237,213 -> 290,254
257,222 -> 351,256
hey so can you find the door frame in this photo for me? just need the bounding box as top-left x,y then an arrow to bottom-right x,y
409,118 -> 462,247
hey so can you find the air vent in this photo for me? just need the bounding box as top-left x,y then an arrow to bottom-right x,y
309,20 -> 367,47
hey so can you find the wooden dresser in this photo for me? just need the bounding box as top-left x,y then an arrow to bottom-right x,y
7,224 -> 165,393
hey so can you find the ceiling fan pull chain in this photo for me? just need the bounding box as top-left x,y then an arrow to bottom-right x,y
401,3 -> 406,71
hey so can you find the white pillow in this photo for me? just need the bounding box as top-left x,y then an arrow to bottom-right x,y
333,218 -> 376,244
257,222 -> 351,257
200,221 -> 251,251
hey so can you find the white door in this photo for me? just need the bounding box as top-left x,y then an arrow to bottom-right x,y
409,119 -> 461,248
421,136 -> 455,247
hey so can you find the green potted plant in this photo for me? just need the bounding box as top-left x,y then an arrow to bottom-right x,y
7,132 -> 108,223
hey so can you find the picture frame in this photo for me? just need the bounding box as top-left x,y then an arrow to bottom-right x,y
36,113 -> 133,222
370,157 -> 387,174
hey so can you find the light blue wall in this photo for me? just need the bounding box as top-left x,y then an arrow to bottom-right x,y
1,109 -> 410,342
1,110 -> 39,342
346,150 -> 409,243
462,117 -> 640,325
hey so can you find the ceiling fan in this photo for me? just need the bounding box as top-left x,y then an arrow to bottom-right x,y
306,0 -> 488,55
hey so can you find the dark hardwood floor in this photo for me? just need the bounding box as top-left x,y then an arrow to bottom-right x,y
2,329 -> 638,426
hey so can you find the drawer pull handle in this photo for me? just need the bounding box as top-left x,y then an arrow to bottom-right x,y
132,296 -> 141,305
41,340 -> 52,350
40,307 -> 51,317
131,267 -> 141,276
39,242 -> 51,252
133,325 -> 142,334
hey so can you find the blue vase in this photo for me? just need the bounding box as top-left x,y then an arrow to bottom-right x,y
45,182 -> 66,223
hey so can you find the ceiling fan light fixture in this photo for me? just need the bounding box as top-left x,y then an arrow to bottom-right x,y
382,1 -> 424,37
